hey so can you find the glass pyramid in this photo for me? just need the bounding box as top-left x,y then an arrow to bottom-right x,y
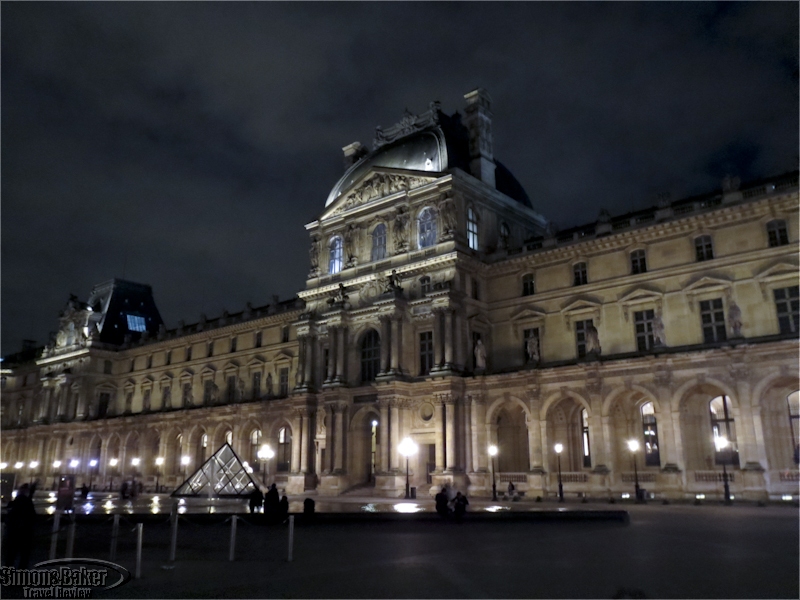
171,442 -> 258,498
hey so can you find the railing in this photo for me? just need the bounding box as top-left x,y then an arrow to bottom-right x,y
498,473 -> 527,483
560,472 -> 589,483
779,471 -> 800,482
673,204 -> 695,215
621,473 -> 656,483
694,471 -> 735,483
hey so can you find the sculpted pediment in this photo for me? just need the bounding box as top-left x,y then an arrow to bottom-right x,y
618,285 -> 663,304
754,259 -> 799,299
509,306 -> 547,322
560,296 -> 602,315
324,169 -> 438,218
273,350 -> 294,364
683,274 -> 732,294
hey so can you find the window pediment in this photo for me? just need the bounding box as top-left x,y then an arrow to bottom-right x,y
754,259 -> 799,298
510,306 -> 547,340
200,365 -> 216,379
273,350 -> 294,365
618,286 -> 664,321
159,373 -> 173,385
123,379 -> 136,392
179,369 -> 194,381
223,362 -> 240,374
683,274 -> 733,311
560,296 -> 602,328
247,357 -> 265,369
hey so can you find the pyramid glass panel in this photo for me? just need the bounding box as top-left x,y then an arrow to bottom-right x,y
172,443 -> 258,497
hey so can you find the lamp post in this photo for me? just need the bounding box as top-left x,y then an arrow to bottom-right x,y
488,445 -> 498,501
52,461 -> 61,490
181,455 -> 190,479
69,459 -> 79,479
108,458 -> 118,491
398,437 -> 418,499
88,459 -> 98,490
155,457 -> 164,492
554,443 -> 564,502
627,440 -> 643,503
714,435 -> 732,505
29,461 -> 39,486
257,445 -> 274,487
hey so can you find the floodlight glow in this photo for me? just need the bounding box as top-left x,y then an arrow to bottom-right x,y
782,495 -> 793,501
89,459 -> 98,467
393,503 -> 423,513
372,420 -> 378,427
621,493 -> 631,499
695,494 -> 705,500
0,462 -> 7,469
155,457 -> 165,466
69,459 -> 79,468
181,456 -> 190,466
29,461 -> 39,469
488,445 -> 498,457
109,458 -> 118,467
627,440 -> 640,453
257,444 -> 274,460
131,458 -> 141,467
14,462 -> 24,469
714,435 -> 729,451
398,437 -> 418,457
53,461 -> 61,468
554,443 -> 563,454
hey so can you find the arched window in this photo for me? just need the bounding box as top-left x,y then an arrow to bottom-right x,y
250,430 -> 261,471
641,402 -> 660,467
225,430 -> 233,447
277,427 -> 291,472
766,219 -> 789,247
630,249 -> 647,274
695,235 -> 714,261
360,329 -> 381,383
788,391 -> 799,465
329,237 -> 343,274
467,208 -> 479,250
710,396 -> 739,467
418,208 -> 437,248
522,273 -> 535,296
195,433 -> 208,466
581,409 -> 591,467
371,224 -> 387,262
173,434 -> 183,475
573,262 -> 588,286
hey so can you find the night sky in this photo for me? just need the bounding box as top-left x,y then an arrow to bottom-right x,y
2,2 -> 797,356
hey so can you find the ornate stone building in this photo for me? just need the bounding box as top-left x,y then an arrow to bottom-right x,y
2,89 -> 798,501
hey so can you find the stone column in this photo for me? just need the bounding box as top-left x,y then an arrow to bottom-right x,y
324,405 -> 334,472
379,317 -> 391,374
390,400 -> 401,471
444,310 -> 454,369
528,411 -> 543,471
291,412 -> 302,472
390,318 -> 402,374
299,410 -> 310,473
445,397 -> 457,471
733,372 -> 765,468
326,329 -> 337,382
473,397 -> 488,471
432,310 -> 443,370
336,327 -> 347,383
379,400 -> 390,472
454,312 -> 464,371
303,337 -> 315,387
435,400 -> 445,471
464,399 -> 473,473
334,404 -> 346,472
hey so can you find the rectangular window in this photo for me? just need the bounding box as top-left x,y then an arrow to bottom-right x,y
634,309 -> 656,352
695,236 -> 714,261
103,360 -> 112,375
162,386 -> 171,410
203,380 -> 214,405
255,331 -> 262,348
573,263 -> 588,286
165,351 -> 171,366
142,389 -> 151,411
227,375 -> 237,402
230,337 -> 237,353
630,250 -> 647,274
98,393 -> 110,418
523,328 -> 540,364
419,331 -> 434,375
323,348 -> 330,380
207,341 -> 214,358
279,368 -> 289,397
643,416 -> 660,467
471,278 -> 480,300
575,319 -> 593,358
126,314 -> 146,332
146,355 -> 152,369
186,346 -> 192,361
774,286 -> 800,334
767,220 -> 789,247
182,383 -> 191,407
130,359 -> 135,372
522,274 -> 535,296
252,372 -> 262,399
282,326 -> 290,344
699,298 -> 727,343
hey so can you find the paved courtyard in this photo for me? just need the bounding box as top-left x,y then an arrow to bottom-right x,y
4,502 -> 798,598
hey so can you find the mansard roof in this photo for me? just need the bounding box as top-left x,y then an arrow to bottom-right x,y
325,104 -> 532,209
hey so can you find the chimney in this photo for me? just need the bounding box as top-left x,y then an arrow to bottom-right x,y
463,88 -> 495,188
342,142 -> 366,168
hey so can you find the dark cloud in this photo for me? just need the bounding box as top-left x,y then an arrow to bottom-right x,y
2,2 -> 797,354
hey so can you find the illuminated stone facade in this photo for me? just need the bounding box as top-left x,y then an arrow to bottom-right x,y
2,90 -> 798,501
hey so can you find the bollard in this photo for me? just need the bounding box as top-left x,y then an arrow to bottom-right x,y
110,514 -> 120,561
168,503 -> 179,563
228,515 -> 237,562
65,515 -> 76,559
287,515 -> 294,562
49,511 -> 61,560
135,524 -> 143,579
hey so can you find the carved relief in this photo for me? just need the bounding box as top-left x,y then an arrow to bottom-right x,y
331,173 -> 433,215
393,207 -> 410,254
373,102 -> 441,148
438,193 -> 457,240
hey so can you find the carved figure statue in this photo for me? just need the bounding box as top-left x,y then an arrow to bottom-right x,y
585,324 -> 602,355
393,210 -> 409,252
728,301 -> 743,338
474,339 -> 487,370
652,310 -> 666,346
308,235 -> 320,271
386,269 -> 403,293
266,373 -> 274,397
344,224 -> 358,265
237,378 -> 245,402
439,194 -> 457,237
526,335 -> 540,364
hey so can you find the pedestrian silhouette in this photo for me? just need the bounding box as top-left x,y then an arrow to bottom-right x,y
279,495 -> 289,522
249,487 -> 264,514
4,484 -> 36,568
435,487 -> 450,518
453,491 -> 469,522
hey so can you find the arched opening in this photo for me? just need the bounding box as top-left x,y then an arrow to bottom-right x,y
125,433 -> 141,479
277,427 -> 291,472
106,434 -> 121,490
329,236 -> 343,274
249,429 -> 262,472
194,431 -> 208,467
546,398 -> 591,473
360,329 -> 381,383
679,385 -> 738,471
170,433 -> 184,477
349,409 -> 380,487
608,392 -> 661,471
493,405 -> 529,473
760,381 -> 800,470
88,436 -> 102,489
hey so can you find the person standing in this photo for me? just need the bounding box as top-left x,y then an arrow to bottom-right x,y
435,487 -> 449,518
4,484 -> 36,568
249,487 -> 264,514
453,491 -> 469,522
279,495 -> 289,523
264,483 -> 279,522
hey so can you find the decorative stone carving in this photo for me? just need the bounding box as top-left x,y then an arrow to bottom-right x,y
585,324 -> 601,356
722,175 -> 741,192
266,373 -> 273,397
332,173 -> 433,215
526,335 -> 540,365
385,269 -> 403,296
327,283 -> 350,309
393,208 -> 410,254
308,235 -> 320,275
474,339 -> 487,371
728,301 -> 743,338
344,224 -> 359,267
373,102 -> 441,149
438,194 -> 457,240
653,310 -> 666,346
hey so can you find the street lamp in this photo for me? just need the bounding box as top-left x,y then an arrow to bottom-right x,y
108,458 -> 118,491
0,462 -> 7,470
29,461 -> 39,485
155,457 -> 164,492
488,445 -> 498,501
88,459 -> 98,490
131,457 -> 141,477
257,444 -> 274,487
52,461 -> 61,489
554,443 -> 564,502
627,439 -> 643,503
714,435 -> 732,505
181,455 -> 190,479
398,437 -> 418,499
69,459 -> 79,477
14,461 -> 24,470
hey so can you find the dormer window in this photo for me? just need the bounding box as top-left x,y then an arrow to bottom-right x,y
126,314 -> 146,332
418,208 -> 437,248
329,237 -> 343,274
630,250 -> 647,275
767,219 -> 789,247
573,262 -> 588,286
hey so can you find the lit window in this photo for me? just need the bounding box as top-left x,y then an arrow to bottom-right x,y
277,427 -> 291,472
360,329 -> 381,383
126,314 -> 146,332
371,224 -> 387,262
522,274 -> 535,296
710,395 -> 739,467
774,286 -> 799,334
695,235 -> 714,261
573,262 -> 587,286
788,392 -> 799,465
630,250 -> 647,275
329,237 -> 343,274
581,409 -> 591,468
766,219 -> 789,247
418,208 -> 437,248
699,299 -> 726,343
641,402 -> 660,467
467,208 -> 479,250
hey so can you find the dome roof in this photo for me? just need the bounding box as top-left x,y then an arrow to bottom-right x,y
325,109 -> 531,208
